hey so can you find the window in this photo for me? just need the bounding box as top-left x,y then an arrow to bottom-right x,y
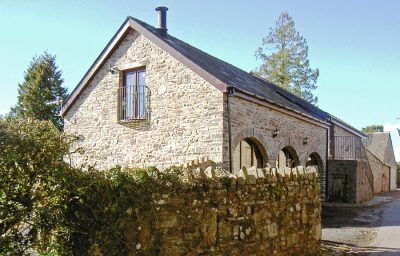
233,139 -> 264,171
277,146 -> 300,168
118,68 -> 146,121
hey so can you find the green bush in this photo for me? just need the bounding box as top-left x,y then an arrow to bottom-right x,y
0,118 -> 184,255
0,117 -> 72,254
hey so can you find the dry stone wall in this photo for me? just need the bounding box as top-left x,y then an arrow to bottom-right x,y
125,165 -> 321,256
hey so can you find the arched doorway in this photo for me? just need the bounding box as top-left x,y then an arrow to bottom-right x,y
306,152 -> 323,170
277,146 -> 300,168
233,138 -> 267,172
306,152 -> 325,199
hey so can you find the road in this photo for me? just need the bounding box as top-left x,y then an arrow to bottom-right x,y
321,190 -> 400,255
368,194 -> 400,255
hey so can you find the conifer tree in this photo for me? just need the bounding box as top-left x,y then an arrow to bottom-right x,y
255,12 -> 319,104
11,52 -> 67,130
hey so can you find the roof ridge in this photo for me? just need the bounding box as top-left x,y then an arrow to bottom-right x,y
251,74 -> 327,117
130,17 -> 257,78
62,15 -> 329,123
129,17 -> 329,121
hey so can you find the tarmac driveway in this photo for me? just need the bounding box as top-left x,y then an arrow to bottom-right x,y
321,190 -> 400,255
368,193 -> 400,255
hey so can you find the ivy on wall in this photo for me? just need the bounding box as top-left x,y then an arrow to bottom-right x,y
0,118 -> 321,255
0,118 -> 186,255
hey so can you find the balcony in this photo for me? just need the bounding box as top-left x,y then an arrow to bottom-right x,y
333,136 -> 366,160
118,85 -> 147,122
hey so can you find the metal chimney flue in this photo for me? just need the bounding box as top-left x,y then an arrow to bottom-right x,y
155,6 -> 168,36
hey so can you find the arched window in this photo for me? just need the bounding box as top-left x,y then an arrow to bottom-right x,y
277,146 -> 300,168
306,152 -> 324,198
306,152 -> 323,170
233,138 -> 266,172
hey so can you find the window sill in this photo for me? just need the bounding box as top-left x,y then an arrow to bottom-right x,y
118,118 -> 146,124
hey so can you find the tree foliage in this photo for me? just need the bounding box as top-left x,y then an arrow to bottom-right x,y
10,52 -> 67,130
0,118 -> 73,254
361,124 -> 384,134
0,118 -> 186,255
255,11 -> 319,104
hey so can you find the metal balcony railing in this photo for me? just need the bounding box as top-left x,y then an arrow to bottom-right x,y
118,85 -> 146,121
334,136 -> 366,160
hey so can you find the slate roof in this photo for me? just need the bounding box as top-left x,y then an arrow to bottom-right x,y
62,16 -> 330,122
129,17 -> 329,122
364,132 -> 396,166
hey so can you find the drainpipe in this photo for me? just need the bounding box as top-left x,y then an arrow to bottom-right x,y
227,87 -> 235,173
325,127 -> 329,202
326,115 -> 332,202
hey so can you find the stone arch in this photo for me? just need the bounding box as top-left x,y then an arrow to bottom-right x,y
306,152 -> 325,198
232,136 -> 268,173
277,145 -> 300,168
306,152 -> 324,171
232,127 -> 272,156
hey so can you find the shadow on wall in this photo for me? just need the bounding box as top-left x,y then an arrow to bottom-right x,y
232,137 -> 308,172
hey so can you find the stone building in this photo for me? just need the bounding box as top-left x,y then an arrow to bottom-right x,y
326,116 -> 374,203
61,8 -> 371,202
364,132 -> 397,193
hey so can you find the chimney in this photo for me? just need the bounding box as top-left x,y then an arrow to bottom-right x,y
155,6 -> 168,36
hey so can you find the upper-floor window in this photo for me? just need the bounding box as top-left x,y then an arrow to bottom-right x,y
118,68 -> 146,121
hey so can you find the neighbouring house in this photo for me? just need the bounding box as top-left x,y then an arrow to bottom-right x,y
364,132 -> 397,193
61,7 -> 376,203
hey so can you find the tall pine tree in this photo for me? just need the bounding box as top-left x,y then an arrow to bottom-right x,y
255,12 -> 319,104
11,52 -> 67,130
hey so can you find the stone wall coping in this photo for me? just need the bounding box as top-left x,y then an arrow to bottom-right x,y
182,164 -> 319,187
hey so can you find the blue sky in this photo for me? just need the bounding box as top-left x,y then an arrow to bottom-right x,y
0,1 -> 399,159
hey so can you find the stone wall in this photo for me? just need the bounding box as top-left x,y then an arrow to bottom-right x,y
384,136 -> 398,191
226,96 -> 328,200
63,26 -> 330,204
327,160 -> 356,203
366,148 -> 392,193
382,166 -> 390,192
332,124 -> 354,137
64,29 -> 224,170
356,160 -> 374,203
327,160 -> 373,204
125,165 -> 321,255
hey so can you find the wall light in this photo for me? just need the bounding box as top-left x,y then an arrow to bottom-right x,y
273,128 -> 279,138
109,65 -> 120,75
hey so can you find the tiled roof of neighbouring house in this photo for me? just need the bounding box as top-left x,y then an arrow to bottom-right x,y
129,17 -> 329,122
364,132 -> 396,166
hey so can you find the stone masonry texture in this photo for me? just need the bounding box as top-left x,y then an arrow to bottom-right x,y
124,165 -> 321,256
366,149 -> 390,193
356,160 -> 374,203
63,27 -> 329,202
226,96 -> 327,199
64,29 -> 224,169
327,159 -> 373,204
